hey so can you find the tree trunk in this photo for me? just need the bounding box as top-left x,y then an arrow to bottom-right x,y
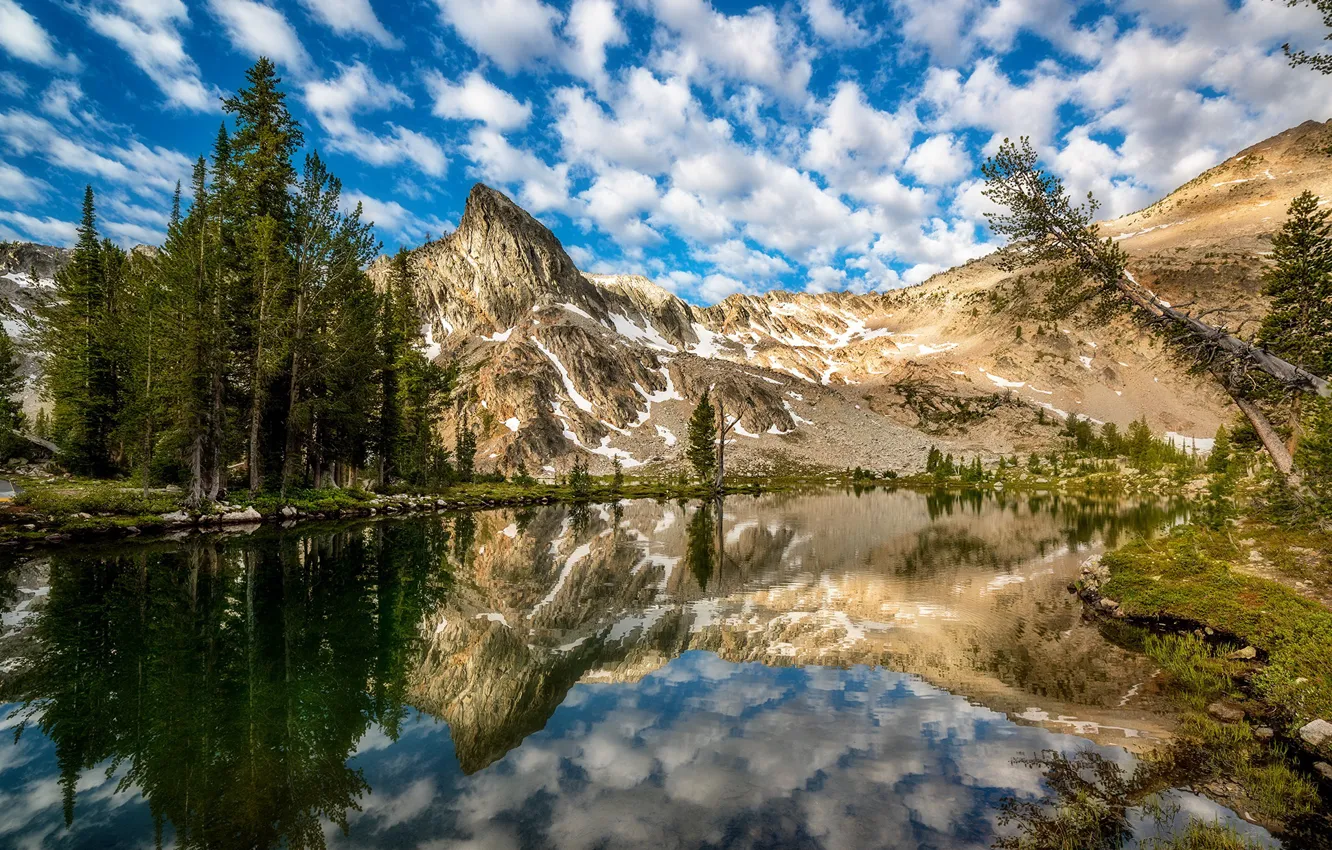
1118,271 -> 1330,397
1288,394 -> 1303,458
1228,387 -> 1301,488
280,296 -> 304,497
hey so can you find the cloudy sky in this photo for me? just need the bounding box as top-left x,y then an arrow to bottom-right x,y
0,0 -> 1329,303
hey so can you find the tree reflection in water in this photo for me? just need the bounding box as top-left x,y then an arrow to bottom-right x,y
2,522 -> 451,850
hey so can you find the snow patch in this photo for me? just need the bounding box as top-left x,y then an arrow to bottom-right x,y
534,339 -> 595,413
609,312 -> 677,352
656,425 -> 677,446
504,417 -> 520,432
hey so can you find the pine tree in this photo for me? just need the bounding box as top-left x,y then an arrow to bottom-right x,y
455,426 -> 475,483
40,186 -> 121,476
1259,191 -> 1332,457
687,390 -> 717,484
611,455 -> 624,492
0,331 -> 25,459
1207,425 -> 1232,475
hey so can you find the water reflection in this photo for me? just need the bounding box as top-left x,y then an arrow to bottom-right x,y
0,489 -> 1258,850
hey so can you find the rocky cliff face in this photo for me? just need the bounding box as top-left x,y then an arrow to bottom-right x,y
383,120 -> 1332,474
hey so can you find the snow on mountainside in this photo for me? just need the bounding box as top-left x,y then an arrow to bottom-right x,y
9,119 -> 1330,475
378,119 -> 1332,475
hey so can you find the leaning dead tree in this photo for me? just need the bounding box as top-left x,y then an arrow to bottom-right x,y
981,137 -> 1330,484
714,397 -> 738,493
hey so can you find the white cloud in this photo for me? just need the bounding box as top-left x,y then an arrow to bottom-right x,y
0,210 -> 77,245
921,59 -> 1065,149
578,168 -> 662,248
904,134 -> 970,186
0,110 -> 191,198
341,191 -> 453,242
0,72 -> 25,97
564,0 -> 627,89
88,0 -> 219,111
304,63 -> 448,177
435,0 -> 564,73
462,127 -> 574,214
692,239 -> 791,280
39,80 -> 85,124
425,71 -> 532,131
0,161 -> 47,203
805,264 -> 847,293
0,0 -> 79,71
803,81 -> 916,186
643,0 -> 814,98
649,187 -> 734,243
698,273 -> 750,302
208,0 -> 311,73
104,219 -> 166,246
298,0 -> 400,48
803,0 -> 869,45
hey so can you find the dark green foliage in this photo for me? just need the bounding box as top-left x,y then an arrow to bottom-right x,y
0,331 -> 25,458
687,390 -> 717,484
685,500 -> 715,588
1207,426 -> 1232,475
611,456 -> 624,492
568,455 -> 591,499
926,445 -> 941,472
1259,191 -> 1332,379
29,60 -> 453,502
39,188 -> 127,476
455,426 -> 476,484
1282,0 -> 1332,73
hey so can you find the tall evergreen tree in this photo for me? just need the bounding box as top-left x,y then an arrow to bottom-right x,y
687,390 -> 717,484
0,331 -> 25,458
1259,191 -> 1332,457
40,187 -> 122,476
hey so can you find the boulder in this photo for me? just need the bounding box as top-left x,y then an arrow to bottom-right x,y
1298,719 -> 1332,749
1098,597 -> 1120,611
1227,646 -> 1258,660
219,507 -> 262,523
1254,726 -> 1275,741
161,510 -> 192,525
1316,762 -> 1332,781
1206,701 -> 1247,723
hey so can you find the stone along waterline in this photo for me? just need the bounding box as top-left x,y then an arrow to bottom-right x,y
0,489 -> 1271,849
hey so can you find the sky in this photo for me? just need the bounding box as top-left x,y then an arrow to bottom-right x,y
0,0 -> 1329,305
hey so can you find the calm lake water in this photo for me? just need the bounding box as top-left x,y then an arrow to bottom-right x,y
0,489 -> 1277,849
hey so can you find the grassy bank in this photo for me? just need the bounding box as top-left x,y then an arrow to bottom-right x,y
0,471 -> 855,543
1100,526 -> 1332,726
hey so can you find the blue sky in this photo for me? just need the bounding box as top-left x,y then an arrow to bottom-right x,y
0,0 -> 1329,304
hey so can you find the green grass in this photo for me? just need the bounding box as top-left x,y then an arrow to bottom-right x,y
1149,822 -> 1271,850
1102,526 -> 1332,724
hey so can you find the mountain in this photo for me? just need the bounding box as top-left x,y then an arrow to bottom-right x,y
380,119 -> 1332,475
7,119 -> 1329,474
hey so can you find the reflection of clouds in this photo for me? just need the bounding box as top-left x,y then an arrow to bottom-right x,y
329,654 -> 1266,850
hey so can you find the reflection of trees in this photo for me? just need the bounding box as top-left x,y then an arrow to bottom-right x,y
2,521 -> 451,850
685,501 -> 716,590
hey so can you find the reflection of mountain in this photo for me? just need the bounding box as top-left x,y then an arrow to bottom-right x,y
0,491 -> 1187,845
0,523 -> 451,850
407,490 -> 1187,773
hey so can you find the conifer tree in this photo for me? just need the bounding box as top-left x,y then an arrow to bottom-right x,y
455,426 -> 475,483
40,187 -> 121,476
687,390 -> 717,484
1207,425 -> 1232,475
0,331 -> 25,458
1259,191 -> 1332,456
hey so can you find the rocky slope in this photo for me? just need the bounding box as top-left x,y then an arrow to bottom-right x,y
382,119 -> 1332,475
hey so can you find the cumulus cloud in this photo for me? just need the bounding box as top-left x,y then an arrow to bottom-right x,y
341,191 -> 453,242
87,0 -> 219,111
304,63 -> 448,177
803,0 -> 869,45
435,0 -> 564,73
463,127 -> 574,214
642,0 -> 814,99
904,134 -> 971,186
0,0 -> 80,72
425,71 -> 532,131
0,210 -> 77,244
0,160 -> 47,203
297,0 -> 400,48
208,0 -> 311,73
565,0 -> 627,89
39,80 -> 85,124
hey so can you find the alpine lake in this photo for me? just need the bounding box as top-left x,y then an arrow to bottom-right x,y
0,488 -> 1284,849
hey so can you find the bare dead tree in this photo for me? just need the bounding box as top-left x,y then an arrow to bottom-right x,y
714,396 -> 738,493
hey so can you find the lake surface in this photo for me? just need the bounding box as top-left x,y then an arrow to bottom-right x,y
0,489 -> 1275,849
